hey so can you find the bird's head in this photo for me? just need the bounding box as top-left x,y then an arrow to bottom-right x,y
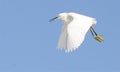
49,13 -> 68,22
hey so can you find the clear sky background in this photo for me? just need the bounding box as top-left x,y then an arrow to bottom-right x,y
0,0 -> 120,72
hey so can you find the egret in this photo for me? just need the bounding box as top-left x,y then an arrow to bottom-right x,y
50,12 -> 103,52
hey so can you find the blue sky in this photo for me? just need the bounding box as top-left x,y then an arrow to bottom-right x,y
0,0 -> 120,72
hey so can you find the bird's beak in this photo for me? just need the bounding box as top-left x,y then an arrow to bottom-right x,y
49,16 -> 59,22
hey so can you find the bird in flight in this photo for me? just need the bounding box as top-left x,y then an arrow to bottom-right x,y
50,12 -> 103,52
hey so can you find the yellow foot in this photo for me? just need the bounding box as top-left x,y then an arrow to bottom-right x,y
94,35 -> 104,42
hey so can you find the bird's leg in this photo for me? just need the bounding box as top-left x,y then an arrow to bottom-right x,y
90,26 -> 98,36
90,27 -> 95,37
90,26 -> 104,42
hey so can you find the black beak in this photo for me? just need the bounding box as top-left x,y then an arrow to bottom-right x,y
49,16 -> 58,22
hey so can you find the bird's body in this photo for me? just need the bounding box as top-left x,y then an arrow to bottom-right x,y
50,12 -> 103,52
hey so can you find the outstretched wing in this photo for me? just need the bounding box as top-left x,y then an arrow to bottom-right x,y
57,14 -> 74,51
66,13 -> 96,52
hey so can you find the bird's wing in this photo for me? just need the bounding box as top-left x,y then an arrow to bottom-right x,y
57,24 -> 68,50
57,14 -> 74,51
66,13 -> 96,52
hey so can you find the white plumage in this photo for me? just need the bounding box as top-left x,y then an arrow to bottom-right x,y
50,12 -> 102,52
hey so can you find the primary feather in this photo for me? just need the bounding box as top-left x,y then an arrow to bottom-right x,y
57,12 -> 96,52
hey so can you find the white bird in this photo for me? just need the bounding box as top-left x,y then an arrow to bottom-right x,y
50,12 -> 103,52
